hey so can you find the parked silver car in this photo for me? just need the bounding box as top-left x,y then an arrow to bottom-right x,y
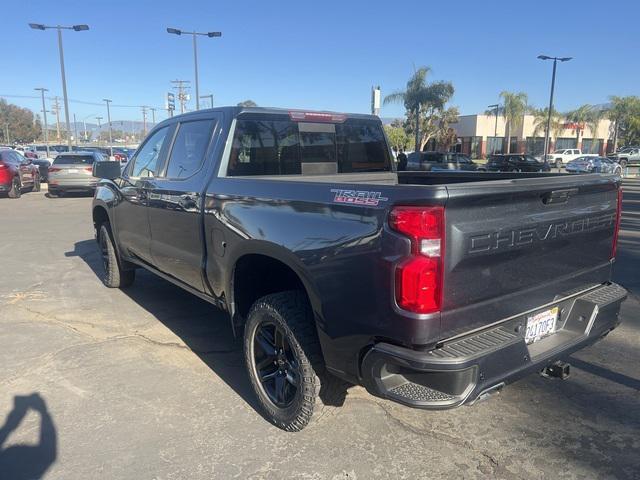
47,151 -> 106,196
565,156 -> 622,174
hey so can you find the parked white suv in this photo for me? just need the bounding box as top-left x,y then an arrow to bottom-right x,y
545,149 -> 597,168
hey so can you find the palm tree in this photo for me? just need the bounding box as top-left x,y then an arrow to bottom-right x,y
584,107 -> 606,154
499,91 -> 528,153
532,107 -> 563,138
565,104 -> 593,148
531,107 -> 563,156
384,67 -> 454,152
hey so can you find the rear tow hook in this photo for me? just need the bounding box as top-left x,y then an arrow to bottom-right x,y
540,361 -> 571,380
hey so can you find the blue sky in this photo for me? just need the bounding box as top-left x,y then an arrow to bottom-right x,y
3,0 -> 639,123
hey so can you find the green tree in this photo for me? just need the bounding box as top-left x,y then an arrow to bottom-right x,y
564,104 -> 593,147
0,99 -> 41,143
384,67 -> 454,151
499,91 -> 528,153
384,121 -> 411,152
608,96 -> 640,149
531,107 -> 563,140
237,100 -> 258,107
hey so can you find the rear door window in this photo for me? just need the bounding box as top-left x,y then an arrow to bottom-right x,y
226,115 -> 391,176
163,119 -> 215,179
53,155 -> 95,165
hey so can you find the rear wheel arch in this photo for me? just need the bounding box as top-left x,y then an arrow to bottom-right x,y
229,246 -> 320,331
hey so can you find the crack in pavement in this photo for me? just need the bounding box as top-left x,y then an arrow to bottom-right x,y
371,401 -> 523,480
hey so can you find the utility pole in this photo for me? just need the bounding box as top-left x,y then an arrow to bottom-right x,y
95,116 -> 103,145
150,107 -> 156,125
171,79 -> 191,114
53,96 -> 61,141
34,87 -> 50,157
103,99 -> 113,156
141,106 -> 148,137
4,124 -> 9,144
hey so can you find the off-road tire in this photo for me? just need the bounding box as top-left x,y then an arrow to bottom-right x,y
619,159 -> 628,169
244,290 -> 343,431
8,177 -> 21,198
98,223 -> 135,288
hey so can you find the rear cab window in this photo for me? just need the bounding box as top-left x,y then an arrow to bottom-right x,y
53,155 -> 95,165
225,113 -> 391,176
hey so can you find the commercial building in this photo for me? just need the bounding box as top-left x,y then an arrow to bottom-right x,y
449,114 -> 613,158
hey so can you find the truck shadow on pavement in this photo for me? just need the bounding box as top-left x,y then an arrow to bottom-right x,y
66,239 -> 348,423
0,393 -> 57,480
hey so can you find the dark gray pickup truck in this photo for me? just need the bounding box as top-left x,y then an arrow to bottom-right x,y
91,107 -> 626,431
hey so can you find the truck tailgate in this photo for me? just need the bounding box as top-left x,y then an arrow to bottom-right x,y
441,174 -> 620,339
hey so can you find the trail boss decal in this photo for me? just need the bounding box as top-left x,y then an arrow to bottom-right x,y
330,189 -> 389,206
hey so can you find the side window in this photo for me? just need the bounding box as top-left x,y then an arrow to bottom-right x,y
130,127 -> 171,178
165,119 -> 215,179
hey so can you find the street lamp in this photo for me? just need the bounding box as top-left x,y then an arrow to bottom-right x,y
34,87 -> 50,157
29,23 -> 89,151
538,55 -> 572,164
103,99 -> 113,156
166,27 -> 222,110
487,103 -> 499,154
200,94 -> 214,108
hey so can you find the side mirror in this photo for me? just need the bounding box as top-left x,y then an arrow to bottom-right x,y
93,160 -> 121,180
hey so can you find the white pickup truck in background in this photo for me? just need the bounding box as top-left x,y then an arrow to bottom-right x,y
608,147 -> 640,167
545,149 -> 597,168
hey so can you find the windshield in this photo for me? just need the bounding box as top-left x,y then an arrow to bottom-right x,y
53,155 -> 95,165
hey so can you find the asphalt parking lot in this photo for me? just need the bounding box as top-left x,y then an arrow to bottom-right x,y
1,181 -> 639,480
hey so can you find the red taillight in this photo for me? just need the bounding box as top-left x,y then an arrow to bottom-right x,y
611,187 -> 623,260
0,163 -> 9,183
390,206 -> 444,314
84,167 -> 93,172
48,167 -> 61,173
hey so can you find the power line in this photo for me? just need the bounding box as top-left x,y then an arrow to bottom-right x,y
0,93 -> 165,110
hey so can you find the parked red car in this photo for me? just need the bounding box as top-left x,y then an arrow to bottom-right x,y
0,148 -> 41,198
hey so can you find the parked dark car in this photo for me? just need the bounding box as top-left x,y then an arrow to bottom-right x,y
405,151 -> 481,171
92,106 -> 626,431
486,154 -> 551,172
566,156 -> 623,174
0,148 -> 41,197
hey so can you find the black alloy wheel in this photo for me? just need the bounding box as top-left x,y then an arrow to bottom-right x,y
252,320 -> 300,408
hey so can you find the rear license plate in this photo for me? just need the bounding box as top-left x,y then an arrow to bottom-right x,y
67,169 -> 78,173
525,307 -> 558,344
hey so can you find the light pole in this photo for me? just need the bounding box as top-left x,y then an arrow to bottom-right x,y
166,28 -> 222,111
95,116 -> 103,145
200,94 -> 214,108
103,99 -> 113,156
538,55 -> 572,164
73,113 -> 79,146
29,23 -> 89,151
34,87 -> 50,157
487,103 -> 499,154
